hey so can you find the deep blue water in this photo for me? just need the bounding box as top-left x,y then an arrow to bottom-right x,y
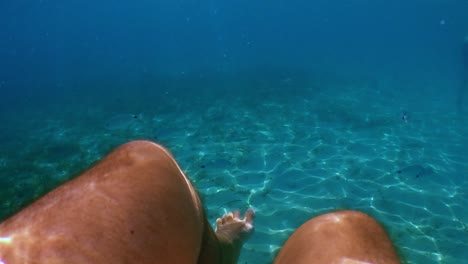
1,1 -> 468,263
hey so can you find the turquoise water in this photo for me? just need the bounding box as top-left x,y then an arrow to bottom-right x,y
1,1 -> 468,263
0,77 -> 466,263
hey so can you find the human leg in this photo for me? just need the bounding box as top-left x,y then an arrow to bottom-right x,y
273,210 -> 400,264
0,140 -> 253,264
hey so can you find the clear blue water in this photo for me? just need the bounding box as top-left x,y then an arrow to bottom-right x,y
1,1 -> 468,263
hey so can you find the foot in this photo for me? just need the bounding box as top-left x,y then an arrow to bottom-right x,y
213,208 -> 255,264
215,208 -> 255,244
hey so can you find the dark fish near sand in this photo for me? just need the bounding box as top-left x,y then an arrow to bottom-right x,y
105,113 -> 143,130
395,165 -> 434,179
401,111 -> 408,123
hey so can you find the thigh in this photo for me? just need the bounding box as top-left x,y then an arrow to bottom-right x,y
273,210 -> 400,264
0,141 -> 212,264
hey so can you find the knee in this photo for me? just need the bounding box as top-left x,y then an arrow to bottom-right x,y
113,140 -> 174,164
118,140 -> 168,155
94,140 -> 182,185
321,210 -> 375,222
305,210 -> 379,230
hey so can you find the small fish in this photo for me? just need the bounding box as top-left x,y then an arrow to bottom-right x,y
105,113 -> 143,130
396,165 -> 433,179
401,111 -> 408,123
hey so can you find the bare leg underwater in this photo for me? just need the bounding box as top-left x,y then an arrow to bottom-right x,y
0,141 -> 254,264
0,140 -> 400,263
